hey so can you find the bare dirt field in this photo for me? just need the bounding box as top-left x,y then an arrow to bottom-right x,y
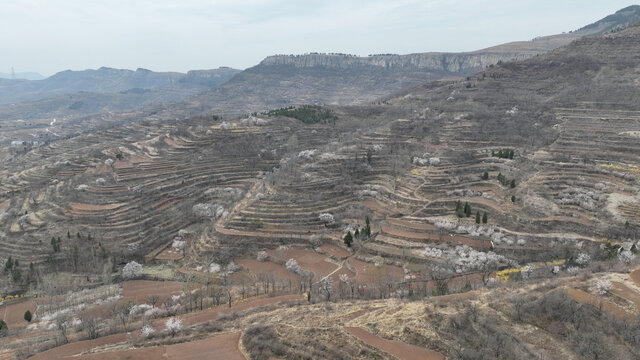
630,267 -> 640,287
268,248 -> 338,279
344,326 -> 445,360
346,258 -> 404,284
320,244 -> 351,259
0,298 -> 35,329
566,288 -> 633,319
234,259 -> 301,283
611,281 -> 640,309
81,332 -> 245,360
30,333 -> 128,360
121,280 -> 183,302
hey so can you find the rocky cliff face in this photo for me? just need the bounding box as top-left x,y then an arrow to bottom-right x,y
260,52 -> 534,75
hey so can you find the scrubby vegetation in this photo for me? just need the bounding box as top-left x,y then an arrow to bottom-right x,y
265,105 -> 337,124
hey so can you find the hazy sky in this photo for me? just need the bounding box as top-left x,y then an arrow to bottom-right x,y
1,0 -> 635,76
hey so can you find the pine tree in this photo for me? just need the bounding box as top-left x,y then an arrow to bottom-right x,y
482,171 -> 489,180
510,179 -> 516,188
511,195 -> 516,203
464,202 -> 471,217
354,228 -> 360,238
475,212 -> 480,224
4,256 -> 13,271
509,150 -> 514,159
67,230 -> 71,239
343,231 -> 353,247
483,212 -> 488,224
455,200 -> 461,212
24,310 -> 32,322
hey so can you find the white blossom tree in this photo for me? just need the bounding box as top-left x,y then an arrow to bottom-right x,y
318,213 -> 335,226
286,258 -> 301,273
165,317 -> 183,335
141,325 -> 155,338
257,251 -> 268,262
575,253 -> 591,266
618,250 -> 636,264
596,279 -> 613,295
122,261 -> 143,280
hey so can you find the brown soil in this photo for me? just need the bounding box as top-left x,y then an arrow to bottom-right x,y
344,327 -> 445,360
566,288 -> 633,319
155,247 -> 183,260
630,267 -> 640,287
235,259 -> 301,283
1,298 -> 35,329
69,203 -> 125,212
611,281 -> 640,309
29,333 -> 128,360
121,280 -> 183,302
347,258 -> 404,284
268,248 -> 337,279
319,244 -> 351,259
81,332 -> 245,360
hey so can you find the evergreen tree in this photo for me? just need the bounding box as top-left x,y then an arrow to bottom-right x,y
354,228 -> 360,238
475,212 -> 480,224
482,212 -> 488,224
482,171 -> 489,180
67,230 -> 71,239
511,195 -> 516,203
455,200 -> 461,212
364,216 -> 371,237
464,202 -> 471,217
343,231 -> 353,247
509,150 -> 514,159
4,256 -> 13,271
510,179 -> 516,188
24,310 -> 32,322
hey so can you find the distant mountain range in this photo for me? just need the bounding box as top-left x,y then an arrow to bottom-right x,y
0,67 -> 241,105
